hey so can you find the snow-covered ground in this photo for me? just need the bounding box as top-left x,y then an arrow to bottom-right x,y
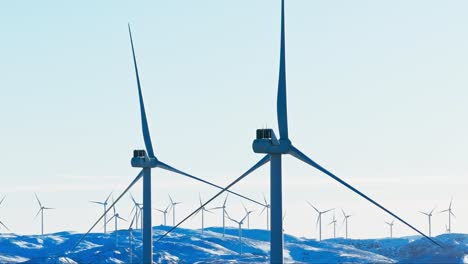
0,226 -> 466,263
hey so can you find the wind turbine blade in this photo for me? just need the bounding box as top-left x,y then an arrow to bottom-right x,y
242,201 -> 248,213
118,216 -> 128,222
0,220 -> 9,231
34,208 -> 42,220
43,207 -> 55,210
260,206 -> 267,215
157,160 -> 266,207
323,208 -> 334,214
106,215 -> 115,224
430,207 -> 435,215
129,214 -> 136,229
263,193 -> 268,205
439,209 -> 449,213
128,24 -> 155,158
104,191 -> 113,204
154,209 -> 165,213
210,207 -> 224,210
34,193 -> 42,208
288,146 -> 442,247
199,193 -> 203,206
450,211 -> 456,218
419,211 -> 429,216
241,213 -> 249,223
168,194 -> 174,205
341,209 -> 346,218
315,215 -> 320,228
0,196 -> 5,206
130,193 -> 138,205
90,201 -> 105,205
276,0 -> 288,140
155,155 -> 270,242
70,169 -> 144,251
306,201 -> 319,213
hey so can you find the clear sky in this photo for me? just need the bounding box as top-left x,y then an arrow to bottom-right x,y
0,0 -> 467,240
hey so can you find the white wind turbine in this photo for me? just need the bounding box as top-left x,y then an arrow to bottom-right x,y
307,202 -> 333,241
242,202 -> 254,229
439,199 -> 455,233
154,1 -> 442,260
0,196 -> 9,232
34,193 -> 54,235
419,207 -> 435,237
341,209 -> 352,239
385,219 -> 395,238
169,195 -> 181,226
210,194 -> 229,237
226,211 -> 250,255
71,25 -> 263,263
260,194 -> 270,231
107,203 -> 127,247
130,193 -> 143,230
89,192 -> 113,234
154,204 -> 171,226
193,194 -> 212,235
329,214 -> 337,239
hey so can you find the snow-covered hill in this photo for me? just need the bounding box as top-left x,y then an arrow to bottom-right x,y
0,226 -> 466,263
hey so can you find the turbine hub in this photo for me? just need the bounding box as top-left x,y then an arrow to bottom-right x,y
131,149 -> 158,168
252,128 -> 291,154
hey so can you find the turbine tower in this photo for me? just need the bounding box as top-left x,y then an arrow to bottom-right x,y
168,195 -> 181,226
154,204 -> 171,226
210,194 -> 229,237
307,202 -> 333,241
153,1 -> 441,260
260,193 -> 270,231
0,196 -> 9,232
385,219 -> 395,238
341,209 -> 352,239
130,193 -> 143,230
34,193 -> 54,235
329,214 -> 337,239
419,207 -> 435,237
89,192 -> 113,233
439,199 -> 455,233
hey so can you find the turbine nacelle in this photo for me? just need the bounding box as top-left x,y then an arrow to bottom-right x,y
252,128 -> 291,154
131,149 -> 158,168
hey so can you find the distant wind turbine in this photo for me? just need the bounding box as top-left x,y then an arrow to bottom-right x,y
341,209 -> 352,239
419,207 -> 435,237
107,202 -> 127,247
242,202 -> 254,229
0,196 -> 9,231
439,199 -> 455,233
226,211 -> 250,255
307,202 -> 333,241
210,194 -> 229,237
130,193 -> 143,230
154,204 -> 171,226
193,194 -> 212,234
385,219 -> 395,238
259,193 -> 271,231
329,214 -> 337,239
169,195 -> 181,226
34,193 -> 54,235
89,192 -> 113,234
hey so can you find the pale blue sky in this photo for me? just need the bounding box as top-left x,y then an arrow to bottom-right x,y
0,0 -> 467,239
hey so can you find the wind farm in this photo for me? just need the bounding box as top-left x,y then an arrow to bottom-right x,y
1,0 -> 467,263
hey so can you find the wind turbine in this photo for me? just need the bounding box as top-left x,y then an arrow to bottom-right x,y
107,203 -> 127,246
419,207 -> 435,237
0,196 -> 9,232
226,211 -> 250,255
153,1 -> 441,260
193,194 -> 212,234
89,192 -> 113,234
260,193 -> 270,231
242,202 -> 254,229
34,193 -> 54,235
439,199 -> 455,233
210,194 -> 229,237
154,204 -> 171,226
329,214 -> 337,239
307,202 -> 333,241
130,193 -> 143,230
169,195 -> 181,226
72,25 -> 263,263
341,209 -> 352,239
385,219 -> 395,238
